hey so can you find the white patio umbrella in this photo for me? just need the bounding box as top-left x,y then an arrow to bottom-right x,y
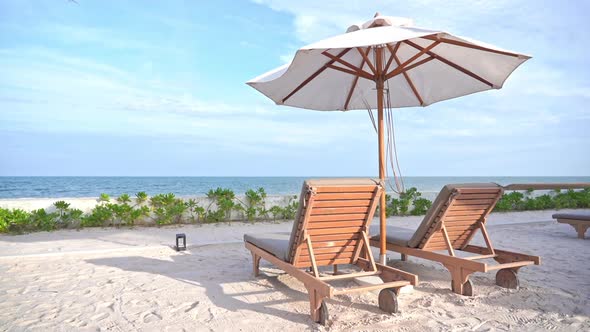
247,14 -> 531,263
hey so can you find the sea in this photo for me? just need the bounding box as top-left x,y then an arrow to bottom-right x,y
0,176 -> 589,199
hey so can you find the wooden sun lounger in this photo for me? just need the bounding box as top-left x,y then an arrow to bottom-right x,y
370,183 -> 540,296
244,179 -> 418,325
553,213 -> 590,239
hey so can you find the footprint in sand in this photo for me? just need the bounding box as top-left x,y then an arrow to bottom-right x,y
184,301 -> 199,313
171,301 -> 200,314
97,301 -> 115,312
91,312 -> 109,321
141,311 -> 162,323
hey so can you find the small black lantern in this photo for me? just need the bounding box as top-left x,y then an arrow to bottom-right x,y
175,233 -> 187,251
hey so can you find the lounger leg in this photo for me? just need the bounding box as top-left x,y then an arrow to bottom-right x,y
575,224 -> 588,239
252,252 -> 261,277
401,254 -> 408,261
444,264 -> 475,296
306,285 -> 328,324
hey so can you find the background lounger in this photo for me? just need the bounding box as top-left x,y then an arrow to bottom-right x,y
243,178 -> 418,325
553,213 -> 590,239
370,183 -> 540,296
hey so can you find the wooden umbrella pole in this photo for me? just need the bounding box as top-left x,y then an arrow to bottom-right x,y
375,46 -> 387,264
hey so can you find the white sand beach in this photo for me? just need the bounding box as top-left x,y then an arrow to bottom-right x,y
1,209 -> 589,331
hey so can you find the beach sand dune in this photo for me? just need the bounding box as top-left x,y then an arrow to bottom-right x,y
0,212 -> 589,331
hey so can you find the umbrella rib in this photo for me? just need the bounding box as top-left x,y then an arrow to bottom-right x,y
321,51 -> 374,79
343,56 -> 368,110
422,35 -> 522,58
383,42 -> 401,75
389,56 -> 435,79
404,40 -> 494,88
282,48 -> 351,103
393,53 -> 424,106
326,64 -> 373,80
356,47 -> 377,74
384,40 -> 440,80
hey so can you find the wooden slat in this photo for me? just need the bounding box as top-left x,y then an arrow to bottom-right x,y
443,215 -> 482,222
314,200 -> 371,208
453,199 -> 495,206
315,193 -> 374,201
332,280 -> 411,295
445,219 -> 478,229
456,188 -> 501,194
311,206 -> 370,215
445,229 -> 475,237
294,258 -> 352,268
309,233 -> 360,242
308,213 -> 367,222
307,227 -> 362,236
456,193 -> 500,200
449,204 -> 492,211
297,250 -> 355,261
422,243 -> 448,251
314,185 -> 377,193
300,245 -> 356,255
306,240 -> 357,249
307,220 -> 364,229
445,209 -> 486,216
426,233 -> 472,246
425,227 -> 474,238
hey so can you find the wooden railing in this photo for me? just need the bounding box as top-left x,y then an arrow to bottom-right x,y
503,183 -> 590,191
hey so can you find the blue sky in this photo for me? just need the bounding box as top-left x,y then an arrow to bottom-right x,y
1,0 -> 588,176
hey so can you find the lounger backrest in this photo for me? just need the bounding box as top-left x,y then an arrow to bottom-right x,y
287,178 -> 382,268
408,183 -> 503,250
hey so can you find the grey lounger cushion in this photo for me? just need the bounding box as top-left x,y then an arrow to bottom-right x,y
553,213 -> 590,221
244,232 -> 291,261
371,225 -> 416,247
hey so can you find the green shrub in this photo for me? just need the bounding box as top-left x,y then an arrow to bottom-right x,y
82,205 -> 113,227
135,192 -> 148,205
385,187 -> 430,216
205,188 -> 241,223
411,198 -> 432,216
150,193 -> 187,225
107,202 -> 148,226
117,194 -> 131,204
283,195 -> 299,220
185,199 -> 205,223
30,208 -> 59,231
269,205 -> 284,221
63,208 -> 84,228
98,193 -> 110,203
494,191 -> 525,212
244,188 -> 268,221
3,208 -> 32,233
524,194 -> 554,210
0,208 -> 9,233
554,189 -> 582,209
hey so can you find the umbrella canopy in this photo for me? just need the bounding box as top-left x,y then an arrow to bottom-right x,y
246,14 -> 531,263
248,16 -> 530,111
